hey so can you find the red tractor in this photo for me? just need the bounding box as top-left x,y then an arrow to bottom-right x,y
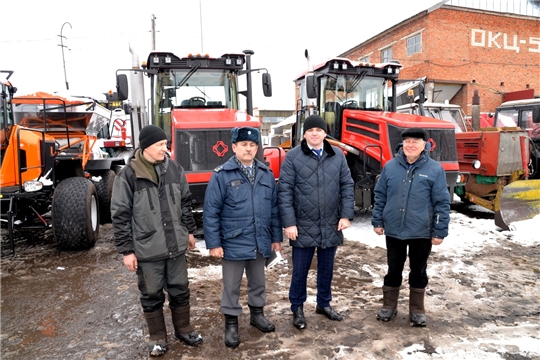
285,51 -> 467,211
114,50 -> 277,222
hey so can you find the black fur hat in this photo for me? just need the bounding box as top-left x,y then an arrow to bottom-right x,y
401,127 -> 428,141
231,126 -> 260,145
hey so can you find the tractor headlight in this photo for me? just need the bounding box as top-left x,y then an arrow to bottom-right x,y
472,160 -> 481,169
23,180 -> 43,192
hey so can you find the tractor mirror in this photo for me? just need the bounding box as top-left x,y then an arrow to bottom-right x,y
306,75 -> 317,99
116,74 -> 129,101
262,73 -> 272,97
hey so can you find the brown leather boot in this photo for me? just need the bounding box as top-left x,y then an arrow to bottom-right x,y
144,309 -> 167,356
409,287 -> 427,327
376,286 -> 400,322
171,305 -> 203,346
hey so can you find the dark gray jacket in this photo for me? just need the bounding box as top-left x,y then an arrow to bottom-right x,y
278,139 -> 355,248
111,149 -> 196,262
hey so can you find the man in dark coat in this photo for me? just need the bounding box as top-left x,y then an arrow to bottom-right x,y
111,125 -> 202,357
278,114 -> 355,330
372,127 -> 450,327
203,126 -> 283,348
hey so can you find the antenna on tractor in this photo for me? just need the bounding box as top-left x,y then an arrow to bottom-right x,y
199,0 -> 204,53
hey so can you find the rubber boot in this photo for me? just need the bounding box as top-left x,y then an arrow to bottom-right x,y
224,314 -> 240,348
409,287 -> 427,327
171,305 -> 203,346
248,305 -> 275,333
376,286 -> 400,322
144,309 -> 167,357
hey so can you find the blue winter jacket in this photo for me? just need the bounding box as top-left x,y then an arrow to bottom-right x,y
371,148 -> 450,240
203,156 -> 282,260
278,139 -> 355,249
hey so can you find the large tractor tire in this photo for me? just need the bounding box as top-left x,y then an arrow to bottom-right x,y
52,177 -> 99,251
93,169 -> 116,224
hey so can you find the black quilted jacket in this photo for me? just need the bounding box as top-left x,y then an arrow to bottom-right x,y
278,139 -> 355,248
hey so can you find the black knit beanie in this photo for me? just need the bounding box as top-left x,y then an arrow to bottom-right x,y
303,115 -> 327,134
139,124 -> 168,150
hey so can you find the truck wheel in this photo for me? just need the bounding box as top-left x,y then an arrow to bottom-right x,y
93,169 -> 116,224
52,177 -> 99,251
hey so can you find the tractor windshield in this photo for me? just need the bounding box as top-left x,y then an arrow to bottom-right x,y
152,69 -> 239,136
320,75 -> 388,111
319,75 -> 388,138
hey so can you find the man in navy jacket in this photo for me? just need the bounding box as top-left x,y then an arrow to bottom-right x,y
203,126 -> 282,348
278,115 -> 355,330
372,127 -> 450,327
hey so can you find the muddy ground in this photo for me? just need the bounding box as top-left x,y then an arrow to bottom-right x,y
1,209 -> 539,360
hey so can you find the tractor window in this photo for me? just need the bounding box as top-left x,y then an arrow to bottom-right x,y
495,109 -> 518,127
0,85 -> 14,130
153,69 -> 239,135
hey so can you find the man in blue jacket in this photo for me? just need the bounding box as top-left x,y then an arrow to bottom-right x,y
203,126 -> 283,348
372,127 -> 450,327
278,115 -> 355,330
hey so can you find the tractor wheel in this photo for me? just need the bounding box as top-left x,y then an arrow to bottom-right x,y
52,177 -> 99,251
93,169 -> 116,224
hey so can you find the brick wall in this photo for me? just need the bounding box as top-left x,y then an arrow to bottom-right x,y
341,7 -> 540,114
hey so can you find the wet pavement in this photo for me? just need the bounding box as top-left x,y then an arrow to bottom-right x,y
2,210 -> 540,359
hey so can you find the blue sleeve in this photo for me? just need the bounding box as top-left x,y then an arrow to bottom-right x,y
277,152 -> 297,228
372,168 -> 388,227
203,172 -> 225,249
431,165 -> 451,238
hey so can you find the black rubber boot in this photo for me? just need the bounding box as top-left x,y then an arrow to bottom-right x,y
224,314 -> 239,348
249,305 -> 275,333
171,305 -> 203,346
144,309 -> 167,357
377,286 -> 400,322
409,287 -> 427,327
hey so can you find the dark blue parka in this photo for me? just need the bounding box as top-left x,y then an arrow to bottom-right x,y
371,148 -> 450,240
278,139 -> 355,249
203,156 -> 282,260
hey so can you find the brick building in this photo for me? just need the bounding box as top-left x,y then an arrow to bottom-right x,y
339,0 -> 540,115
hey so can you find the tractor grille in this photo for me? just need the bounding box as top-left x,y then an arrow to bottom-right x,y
388,126 -> 458,162
173,129 -> 233,172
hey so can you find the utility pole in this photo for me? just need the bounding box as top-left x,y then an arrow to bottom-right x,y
58,22 -> 72,90
151,14 -> 156,50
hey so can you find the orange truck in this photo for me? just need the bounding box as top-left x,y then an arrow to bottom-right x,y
0,70 -> 124,255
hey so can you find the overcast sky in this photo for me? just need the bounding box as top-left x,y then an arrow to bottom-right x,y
2,0 -> 443,111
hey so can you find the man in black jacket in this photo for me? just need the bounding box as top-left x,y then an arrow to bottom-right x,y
278,115 -> 355,330
111,125 -> 202,356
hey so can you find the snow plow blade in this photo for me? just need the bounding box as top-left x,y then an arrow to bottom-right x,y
494,180 -> 540,230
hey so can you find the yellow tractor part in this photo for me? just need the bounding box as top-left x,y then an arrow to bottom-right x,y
494,179 -> 540,230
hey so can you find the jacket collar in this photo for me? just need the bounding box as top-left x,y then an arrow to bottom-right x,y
300,138 -> 336,156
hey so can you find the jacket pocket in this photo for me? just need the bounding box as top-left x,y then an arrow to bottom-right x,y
222,227 -> 243,239
136,229 -> 157,242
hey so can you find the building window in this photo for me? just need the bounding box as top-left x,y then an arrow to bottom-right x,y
407,33 -> 422,55
381,47 -> 392,62
359,55 -> 370,63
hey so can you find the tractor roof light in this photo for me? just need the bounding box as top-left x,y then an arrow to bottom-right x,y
165,55 -> 172,64
23,180 -> 43,193
225,58 -> 232,65
342,63 -> 348,70
333,62 -> 340,70
472,160 -> 481,169
152,56 -> 159,64
387,67 -> 393,74
236,58 -> 242,66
